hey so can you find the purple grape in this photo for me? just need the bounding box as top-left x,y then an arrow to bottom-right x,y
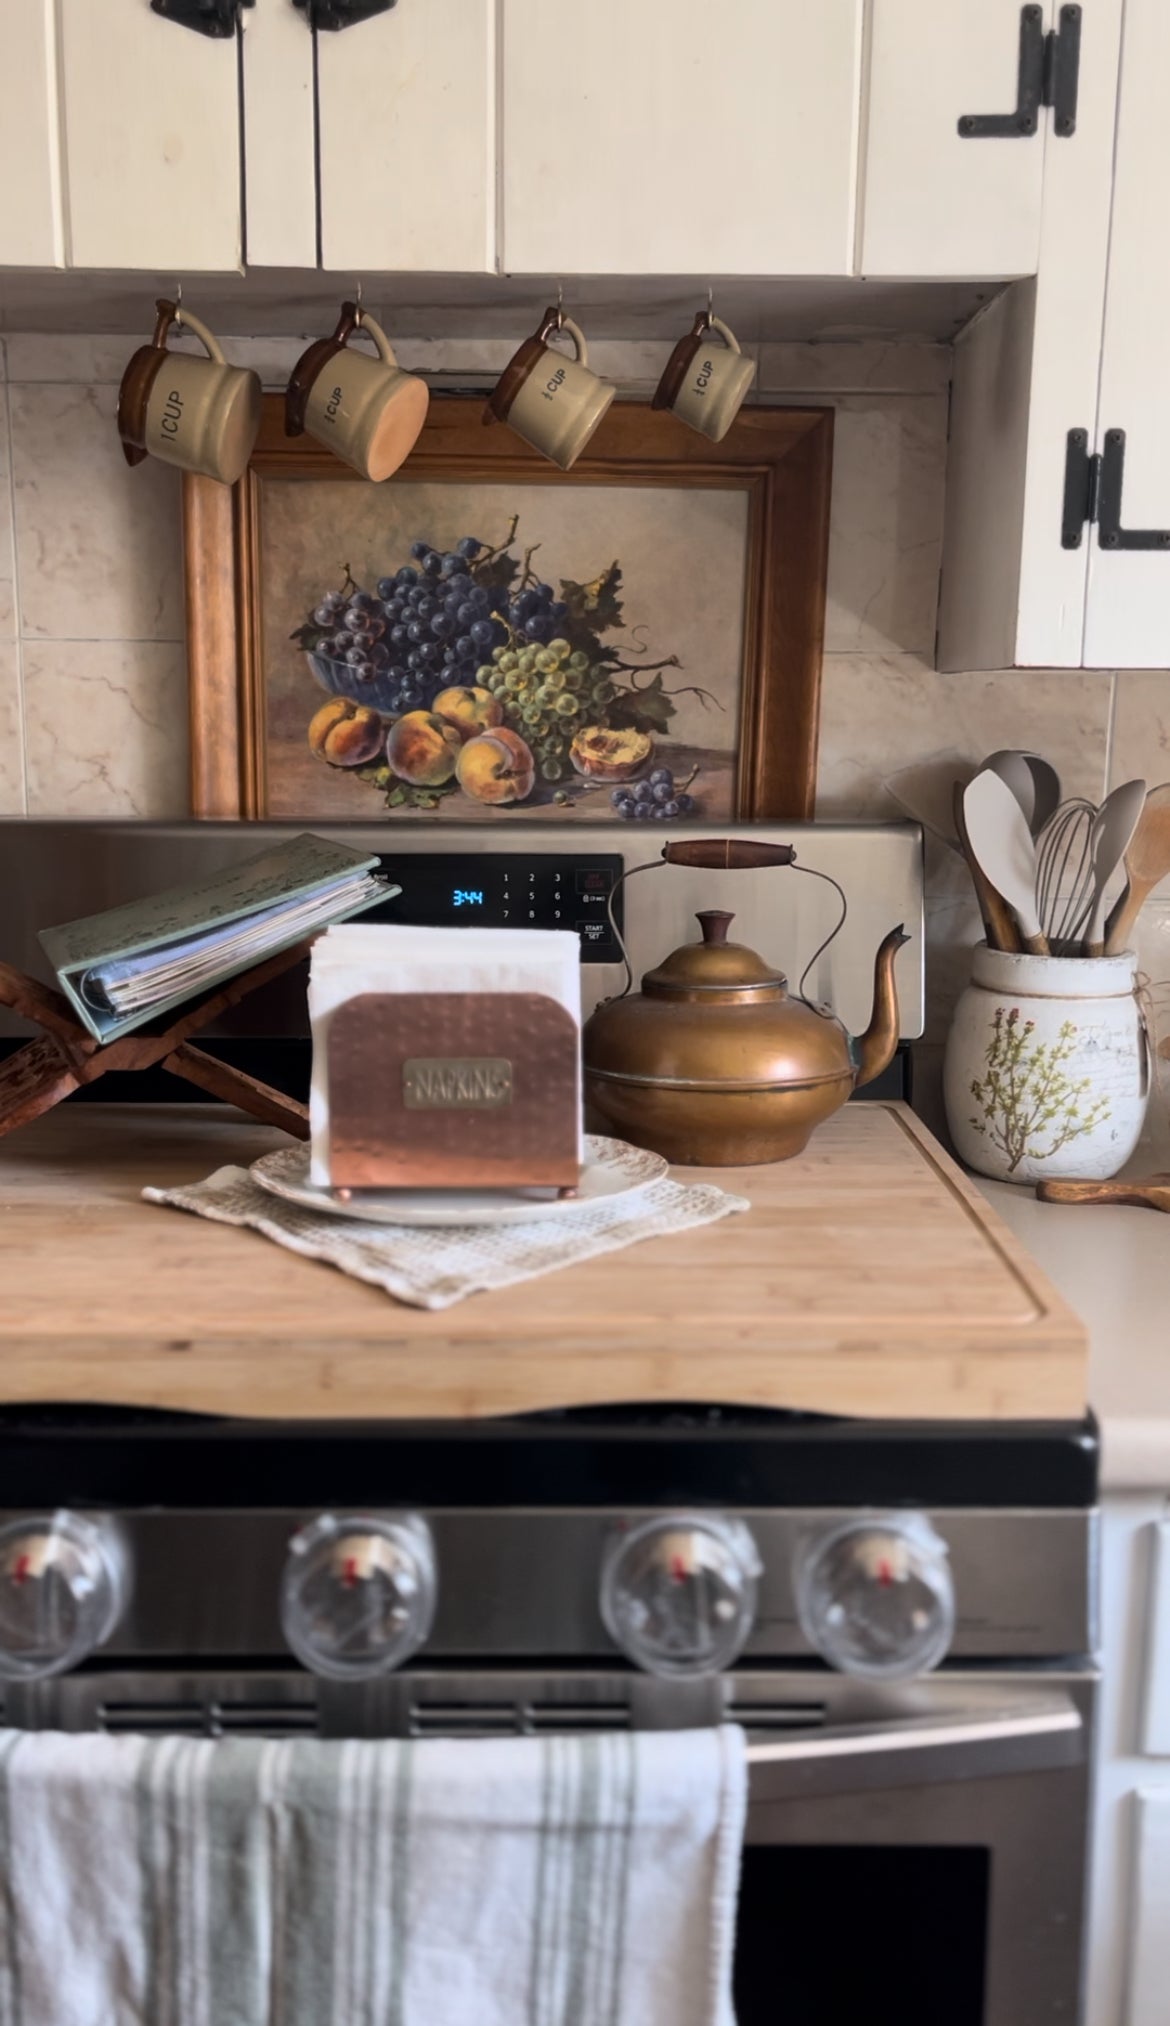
675,793 -> 695,815
456,536 -> 483,558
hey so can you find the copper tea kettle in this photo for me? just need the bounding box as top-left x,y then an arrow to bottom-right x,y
583,838 -> 910,1166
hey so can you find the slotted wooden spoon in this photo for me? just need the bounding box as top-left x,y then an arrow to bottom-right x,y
1104,783 -> 1170,954
1037,1176 -> 1170,1212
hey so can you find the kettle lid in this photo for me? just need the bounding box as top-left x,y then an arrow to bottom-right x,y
642,911 -> 787,999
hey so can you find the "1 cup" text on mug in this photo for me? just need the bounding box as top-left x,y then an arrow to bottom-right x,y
160,390 -> 184,436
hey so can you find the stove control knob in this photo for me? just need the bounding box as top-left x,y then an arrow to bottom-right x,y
794,1514 -> 954,1680
601,1515 -> 761,1678
281,1514 -> 437,1681
0,1513 -> 126,1681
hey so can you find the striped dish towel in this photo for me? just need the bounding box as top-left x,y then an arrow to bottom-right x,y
0,1725 -> 746,2026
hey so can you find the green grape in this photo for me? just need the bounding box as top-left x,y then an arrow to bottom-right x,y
591,678 -> 614,705
547,734 -> 566,756
535,740 -> 556,763
568,650 -> 589,673
548,637 -> 570,659
500,650 -> 519,671
535,648 -> 558,674
476,664 -> 494,684
521,704 -> 542,728
562,668 -> 584,692
544,669 -> 566,692
554,692 -> 579,717
518,647 -> 538,672
491,646 -> 508,665
540,758 -> 564,783
503,672 -> 521,694
536,685 -> 558,709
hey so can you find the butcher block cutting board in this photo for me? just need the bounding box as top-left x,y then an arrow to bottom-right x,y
0,1102 -> 1086,1421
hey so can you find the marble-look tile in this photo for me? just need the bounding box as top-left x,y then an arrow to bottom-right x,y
10,382 -> 183,641
817,654 -> 1114,894
0,641 -> 25,814
23,641 -> 188,817
1109,671 -> 1170,787
822,396 -> 948,656
0,382 -> 14,638
759,341 -> 951,396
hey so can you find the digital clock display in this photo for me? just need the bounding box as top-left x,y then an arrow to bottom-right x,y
370,853 -> 623,961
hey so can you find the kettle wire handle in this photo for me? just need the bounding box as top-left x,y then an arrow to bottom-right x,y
602,838 -> 849,1010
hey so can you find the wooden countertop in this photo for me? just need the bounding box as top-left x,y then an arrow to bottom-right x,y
0,1102 -> 1087,1421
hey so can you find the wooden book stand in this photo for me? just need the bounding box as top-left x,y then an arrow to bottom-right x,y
0,943 -> 312,1142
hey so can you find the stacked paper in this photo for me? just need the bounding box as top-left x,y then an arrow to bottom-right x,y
309,924 -> 582,1185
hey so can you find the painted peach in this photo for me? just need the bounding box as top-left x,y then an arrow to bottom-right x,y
386,709 -> 463,786
569,725 -> 653,782
456,727 -> 537,805
432,685 -> 504,741
308,696 -> 386,768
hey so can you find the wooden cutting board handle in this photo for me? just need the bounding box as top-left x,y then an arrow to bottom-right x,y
1036,1176 -> 1170,1211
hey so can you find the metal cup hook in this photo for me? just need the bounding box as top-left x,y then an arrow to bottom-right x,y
174,280 -> 184,327
555,281 -> 565,330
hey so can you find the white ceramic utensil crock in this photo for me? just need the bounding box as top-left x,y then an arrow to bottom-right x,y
944,945 -> 1148,1183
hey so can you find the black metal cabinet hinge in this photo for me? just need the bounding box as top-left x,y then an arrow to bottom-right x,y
1062,427 -> 1170,551
292,0 -> 397,28
150,0 -> 253,37
959,4 -> 1081,140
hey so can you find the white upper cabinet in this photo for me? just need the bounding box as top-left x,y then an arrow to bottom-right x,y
317,0 -> 495,274
937,0 -> 1127,671
242,0 -> 317,269
862,0 -> 1053,278
58,0 -> 243,272
1083,0 -> 1170,667
0,2 -> 63,267
500,0 -> 864,276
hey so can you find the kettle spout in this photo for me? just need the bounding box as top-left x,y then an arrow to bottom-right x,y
854,925 -> 911,1089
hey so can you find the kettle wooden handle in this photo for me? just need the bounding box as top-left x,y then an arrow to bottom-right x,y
662,839 -> 797,869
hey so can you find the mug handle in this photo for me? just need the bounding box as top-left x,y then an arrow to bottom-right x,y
556,313 -> 588,367
706,314 -> 741,356
172,304 -> 227,365
355,308 -> 399,369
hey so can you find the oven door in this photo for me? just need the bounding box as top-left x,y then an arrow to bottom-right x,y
736,1672 -> 1093,2026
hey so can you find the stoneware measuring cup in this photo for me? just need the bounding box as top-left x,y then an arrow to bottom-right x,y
286,302 -> 429,482
944,945 -> 1149,1184
117,300 -> 261,485
653,310 -> 757,442
484,307 -> 614,470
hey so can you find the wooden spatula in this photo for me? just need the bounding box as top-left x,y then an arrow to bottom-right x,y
1104,782 -> 1170,955
952,780 -> 1022,953
1036,1176 -> 1170,1211
962,769 -> 1049,954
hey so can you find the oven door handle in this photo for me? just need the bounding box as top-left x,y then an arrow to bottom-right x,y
744,1692 -> 1084,1807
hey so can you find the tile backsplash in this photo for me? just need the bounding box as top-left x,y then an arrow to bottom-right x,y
0,329 -> 1167,1135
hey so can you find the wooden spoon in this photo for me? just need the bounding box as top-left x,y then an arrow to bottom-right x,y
1104,782 -> 1170,955
952,780 -> 1022,953
1036,1176 -> 1170,1212
962,770 -> 1049,954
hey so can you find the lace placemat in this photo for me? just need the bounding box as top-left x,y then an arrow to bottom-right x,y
143,1158 -> 750,1311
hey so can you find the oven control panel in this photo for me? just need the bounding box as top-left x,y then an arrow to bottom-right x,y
369,851 -> 624,962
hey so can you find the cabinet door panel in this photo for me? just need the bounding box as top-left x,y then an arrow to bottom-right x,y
1084,0 -> 1170,668
862,0 -> 1047,278
501,0 -> 862,276
59,0 -> 242,273
242,0 -> 316,269
1131,1792 -> 1170,2026
0,2 -> 63,268
318,0 -> 494,274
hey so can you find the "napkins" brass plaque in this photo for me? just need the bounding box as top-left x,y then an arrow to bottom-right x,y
402,1058 -> 513,1109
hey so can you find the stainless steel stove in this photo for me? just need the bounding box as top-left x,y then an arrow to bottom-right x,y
0,820 -> 1096,2023
0,1406 -> 1097,2026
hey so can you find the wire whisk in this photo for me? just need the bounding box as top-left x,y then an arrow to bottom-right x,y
1036,799 -> 1096,951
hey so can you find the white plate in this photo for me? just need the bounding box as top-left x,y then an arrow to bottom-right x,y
250,1136 -> 668,1228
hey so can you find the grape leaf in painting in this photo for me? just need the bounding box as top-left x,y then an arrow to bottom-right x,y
559,561 -> 623,633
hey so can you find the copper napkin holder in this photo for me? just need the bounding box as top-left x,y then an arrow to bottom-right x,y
326,989 -> 581,1190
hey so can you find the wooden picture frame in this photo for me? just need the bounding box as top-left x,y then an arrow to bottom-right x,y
185,394 -> 832,822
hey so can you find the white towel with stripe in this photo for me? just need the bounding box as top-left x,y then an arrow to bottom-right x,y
0,1724 -> 746,2026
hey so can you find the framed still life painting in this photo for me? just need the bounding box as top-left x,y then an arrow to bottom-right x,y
185,396 -> 832,824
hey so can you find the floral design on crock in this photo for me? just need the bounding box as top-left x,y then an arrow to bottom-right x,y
967,1006 -> 1113,1174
